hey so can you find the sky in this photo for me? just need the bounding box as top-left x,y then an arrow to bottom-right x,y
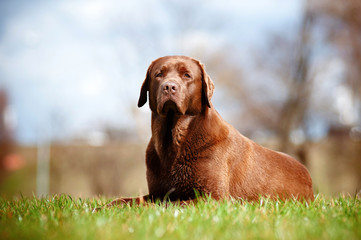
0,0 -> 305,144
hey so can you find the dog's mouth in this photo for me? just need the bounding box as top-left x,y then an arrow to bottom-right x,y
159,100 -> 183,117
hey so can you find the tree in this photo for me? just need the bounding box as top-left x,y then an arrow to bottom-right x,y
312,0 -> 361,120
0,88 -> 15,179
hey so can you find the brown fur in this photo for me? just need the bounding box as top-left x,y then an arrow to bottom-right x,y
100,56 -> 314,210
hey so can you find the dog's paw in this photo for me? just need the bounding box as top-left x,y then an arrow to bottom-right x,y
92,206 -> 102,213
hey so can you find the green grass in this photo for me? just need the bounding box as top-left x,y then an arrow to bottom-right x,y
0,195 -> 360,240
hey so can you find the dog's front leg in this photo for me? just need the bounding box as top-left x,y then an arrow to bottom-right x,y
107,195 -> 151,207
92,195 -> 150,213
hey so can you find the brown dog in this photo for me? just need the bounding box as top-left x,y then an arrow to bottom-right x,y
103,56 -> 313,209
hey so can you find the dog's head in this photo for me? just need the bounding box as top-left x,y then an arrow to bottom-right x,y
138,56 -> 214,117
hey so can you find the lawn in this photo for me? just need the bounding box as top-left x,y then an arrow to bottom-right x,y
0,194 -> 360,240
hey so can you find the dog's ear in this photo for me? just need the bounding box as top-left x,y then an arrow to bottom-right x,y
197,61 -> 214,108
138,63 -> 153,108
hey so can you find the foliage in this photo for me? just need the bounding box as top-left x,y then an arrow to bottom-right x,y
0,194 -> 360,240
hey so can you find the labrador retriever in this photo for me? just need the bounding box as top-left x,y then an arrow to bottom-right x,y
99,56 -> 314,210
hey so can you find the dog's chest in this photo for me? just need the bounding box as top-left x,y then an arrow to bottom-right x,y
163,160 -> 203,200
151,147 -> 207,200
149,118 -> 211,200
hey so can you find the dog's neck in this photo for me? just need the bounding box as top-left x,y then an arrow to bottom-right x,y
151,107 -> 227,163
152,111 -> 195,149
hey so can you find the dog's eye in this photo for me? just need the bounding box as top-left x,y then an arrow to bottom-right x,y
184,73 -> 191,78
155,72 -> 163,78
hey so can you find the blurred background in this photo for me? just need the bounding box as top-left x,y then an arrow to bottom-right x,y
0,0 -> 360,199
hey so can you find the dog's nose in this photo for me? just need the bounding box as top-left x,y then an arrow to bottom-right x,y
162,82 -> 178,94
